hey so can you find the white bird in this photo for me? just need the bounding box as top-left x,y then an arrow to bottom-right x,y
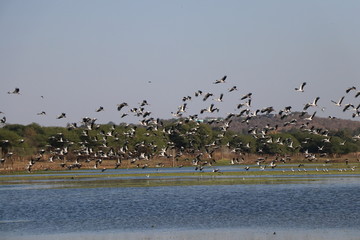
295,82 -> 306,92
304,97 -> 320,110
7,88 -> 20,94
304,111 -> 316,121
1,116 -> 6,124
159,147 -> 168,157
331,96 -> 344,107
37,111 -> 46,115
213,75 -> 227,84
213,93 -> 224,102
200,104 -> 219,114
177,103 -> 187,113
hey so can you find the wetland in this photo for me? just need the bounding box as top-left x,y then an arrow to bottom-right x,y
1,165 -> 360,240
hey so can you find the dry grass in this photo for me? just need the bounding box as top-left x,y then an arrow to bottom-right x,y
1,152 -> 359,173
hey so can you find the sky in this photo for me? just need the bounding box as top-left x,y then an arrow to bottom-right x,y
0,0 -> 359,127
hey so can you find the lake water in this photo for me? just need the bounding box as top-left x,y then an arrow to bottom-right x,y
1,172 -> 360,240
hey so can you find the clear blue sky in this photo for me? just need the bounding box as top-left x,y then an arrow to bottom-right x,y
0,0 -> 359,126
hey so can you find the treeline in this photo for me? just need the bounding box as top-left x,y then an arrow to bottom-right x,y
1,118 -> 360,162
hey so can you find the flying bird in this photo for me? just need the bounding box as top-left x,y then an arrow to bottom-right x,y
346,86 -> 356,93
182,96 -> 192,102
241,93 -> 252,100
331,96 -> 345,107
56,113 -> 66,119
7,88 -> 20,94
37,111 -> 46,115
96,106 -> 104,112
203,92 -> 213,101
228,86 -> 238,92
295,82 -> 306,92
140,100 -> 149,106
213,75 -> 227,84
303,97 -> 320,110
213,93 -> 224,102
200,104 -> 219,114
343,103 -> 354,112
304,111 -> 316,121
177,103 -> 187,113
194,90 -> 203,97
117,102 -> 128,111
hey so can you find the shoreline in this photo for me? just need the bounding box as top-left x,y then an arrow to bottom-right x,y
1,164 -> 359,189
1,153 -> 359,174
3,227 -> 360,240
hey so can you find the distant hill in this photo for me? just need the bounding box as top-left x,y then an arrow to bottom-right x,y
218,112 -> 360,134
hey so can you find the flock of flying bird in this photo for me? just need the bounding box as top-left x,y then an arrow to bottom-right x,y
1,76 -> 360,172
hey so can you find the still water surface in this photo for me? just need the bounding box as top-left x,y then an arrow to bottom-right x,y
1,176 -> 359,240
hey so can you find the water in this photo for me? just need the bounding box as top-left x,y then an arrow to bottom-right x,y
1,176 -> 360,240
